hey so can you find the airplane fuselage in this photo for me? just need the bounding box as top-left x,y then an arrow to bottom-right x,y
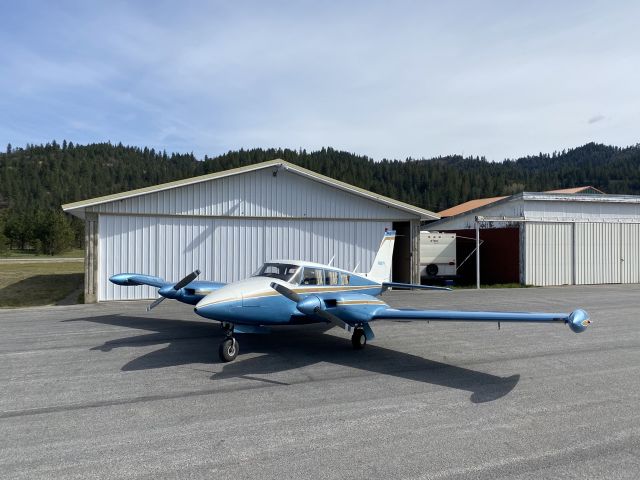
194,266 -> 384,326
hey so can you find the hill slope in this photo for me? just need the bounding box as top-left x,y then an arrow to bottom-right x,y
1,141 -> 639,252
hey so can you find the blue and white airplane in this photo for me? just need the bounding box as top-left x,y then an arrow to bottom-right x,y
110,230 -> 591,362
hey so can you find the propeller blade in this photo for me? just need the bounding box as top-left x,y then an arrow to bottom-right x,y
312,307 -> 351,331
269,282 -> 302,303
173,269 -> 201,290
147,296 -> 165,311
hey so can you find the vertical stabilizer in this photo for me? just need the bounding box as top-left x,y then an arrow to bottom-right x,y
366,230 -> 396,283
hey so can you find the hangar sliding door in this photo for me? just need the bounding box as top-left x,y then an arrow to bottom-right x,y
524,223 -> 573,286
621,223 -> 640,283
574,223 -> 621,285
524,222 -> 640,286
98,215 -> 390,301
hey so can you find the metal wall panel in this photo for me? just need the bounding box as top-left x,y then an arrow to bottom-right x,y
525,199 -> 640,222
90,168 -> 415,220
524,223 -> 573,286
575,223 -> 621,285
98,215 -> 391,301
621,223 -> 640,283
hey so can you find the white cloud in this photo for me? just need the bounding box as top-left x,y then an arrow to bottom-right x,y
1,0 -> 639,160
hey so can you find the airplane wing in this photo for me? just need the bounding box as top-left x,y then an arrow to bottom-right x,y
382,282 -> 452,291
110,272 -> 226,309
371,307 -> 591,333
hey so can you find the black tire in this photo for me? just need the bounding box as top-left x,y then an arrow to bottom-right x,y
219,338 -> 239,362
351,329 -> 367,350
426,264 -> 439,277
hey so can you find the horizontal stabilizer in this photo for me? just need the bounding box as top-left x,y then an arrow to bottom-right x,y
383,282 -> 452,291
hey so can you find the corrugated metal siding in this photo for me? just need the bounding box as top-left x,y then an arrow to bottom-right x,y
524,199 -> 640,222
523,222 -> 640,286
575,223 -> 621,285
621,223 -> 640,283
98,215 -> 391,301
524,223 -> 573,286
89,168 -> 415,220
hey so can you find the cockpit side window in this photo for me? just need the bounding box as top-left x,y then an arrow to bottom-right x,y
325,270 -> 339,285
301,267 -> 324,286
253,263 -> 300,281
340,273 -> 350,285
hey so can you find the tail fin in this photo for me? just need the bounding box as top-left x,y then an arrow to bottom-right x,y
367,230 -> 396,283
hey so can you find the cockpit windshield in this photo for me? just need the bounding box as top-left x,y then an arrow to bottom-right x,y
252,263 -> 301,282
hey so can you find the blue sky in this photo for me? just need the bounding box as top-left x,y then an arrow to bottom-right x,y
1,0 -> 639,161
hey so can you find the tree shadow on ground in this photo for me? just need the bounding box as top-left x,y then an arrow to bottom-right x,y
66,314 -> 520,404
0,273 -> 83,307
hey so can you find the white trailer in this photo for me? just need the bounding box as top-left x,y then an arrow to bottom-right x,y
420,231 -> 456,280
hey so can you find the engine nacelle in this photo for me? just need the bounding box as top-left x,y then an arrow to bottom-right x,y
296,295 -> 324,316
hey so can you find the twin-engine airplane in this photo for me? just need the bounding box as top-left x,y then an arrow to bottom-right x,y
111,230 -> 591,362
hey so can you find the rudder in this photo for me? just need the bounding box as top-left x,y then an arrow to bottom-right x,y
366,230 -> 396,283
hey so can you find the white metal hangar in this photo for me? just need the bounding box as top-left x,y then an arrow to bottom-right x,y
427,192 -> 640,287
63,159 -> 438,302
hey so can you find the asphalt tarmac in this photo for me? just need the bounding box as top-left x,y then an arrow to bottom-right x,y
1,285 -> 639,479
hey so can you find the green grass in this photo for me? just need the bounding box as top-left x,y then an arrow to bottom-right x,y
0,261 -> 84,307
0,248 -> 84,258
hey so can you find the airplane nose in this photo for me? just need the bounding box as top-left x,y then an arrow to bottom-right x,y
195,289 -> 240,320
194,299 -> 218,319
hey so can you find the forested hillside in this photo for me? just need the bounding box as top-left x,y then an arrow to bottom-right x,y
1,140 -> 639,253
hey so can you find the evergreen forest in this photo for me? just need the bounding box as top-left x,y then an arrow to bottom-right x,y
1,140 -> 639,254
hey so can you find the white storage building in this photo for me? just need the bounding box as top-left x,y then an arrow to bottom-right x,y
63,159 -> 438,302
427,192 -> 640,286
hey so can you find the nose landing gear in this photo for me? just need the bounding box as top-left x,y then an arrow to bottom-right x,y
219,323 -> 239,362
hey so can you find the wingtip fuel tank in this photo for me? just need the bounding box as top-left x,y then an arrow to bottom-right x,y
567,309 -> 591,333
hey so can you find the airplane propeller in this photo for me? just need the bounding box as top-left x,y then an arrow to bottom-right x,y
269,282 -> 351,330
147,269 -> 201,311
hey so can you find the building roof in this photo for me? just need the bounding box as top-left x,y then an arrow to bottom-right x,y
438,196 -> 507,217
429,191 -> 640,230
545,186 -> 605,194
62,159 -> 439,220
438,186 -> 603,217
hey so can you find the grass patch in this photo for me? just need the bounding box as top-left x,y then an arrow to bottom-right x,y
0,248 -> 84,258
0,261 -> 84,307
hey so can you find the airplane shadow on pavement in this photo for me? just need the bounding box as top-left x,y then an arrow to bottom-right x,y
66,314 -> 520,404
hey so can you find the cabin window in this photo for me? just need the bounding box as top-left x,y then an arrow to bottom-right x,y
301,268 -> 324,286
340,273 -> 351,285
325,270 -> 340,286
252,263 -> 300,282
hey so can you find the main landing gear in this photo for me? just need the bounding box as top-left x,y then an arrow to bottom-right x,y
219,323 -> 238,362
351,327 -> 367,350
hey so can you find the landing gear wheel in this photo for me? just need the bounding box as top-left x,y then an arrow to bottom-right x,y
351,328 -> 367,350
219,338 -> 239,362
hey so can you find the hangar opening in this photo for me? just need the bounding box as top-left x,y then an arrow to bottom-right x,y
427,191 -> 640,286
392,221 -> 412,283
451,227 -> 520,285
63,159 -> 438,302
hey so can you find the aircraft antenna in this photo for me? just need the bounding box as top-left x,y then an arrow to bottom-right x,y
353,263 -> 359,273
328,255 -> 334,266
